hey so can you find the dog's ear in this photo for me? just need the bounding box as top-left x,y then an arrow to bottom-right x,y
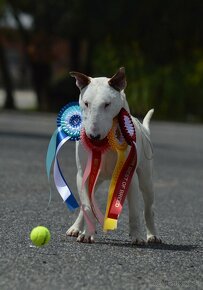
69,71 -> 91,90
108,67 -> 127,92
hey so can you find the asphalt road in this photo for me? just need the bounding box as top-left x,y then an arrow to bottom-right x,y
0,110 -> 202,290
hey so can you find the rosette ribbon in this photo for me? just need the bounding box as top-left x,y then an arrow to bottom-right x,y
46,102 -> 81,210
104,108 -> 138,229
103,118 -> 128,231
80,129 -> 110,225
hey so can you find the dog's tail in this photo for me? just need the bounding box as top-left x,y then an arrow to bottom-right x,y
143,109 -> 154,134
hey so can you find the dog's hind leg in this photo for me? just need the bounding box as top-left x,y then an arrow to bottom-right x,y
137,166 -> 162,244
127,174 -> 146,245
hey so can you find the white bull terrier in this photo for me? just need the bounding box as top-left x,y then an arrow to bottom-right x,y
66,67 -> 161,244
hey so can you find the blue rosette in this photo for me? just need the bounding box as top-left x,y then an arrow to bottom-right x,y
46,102 -> 82,211
57,102 -> 82,141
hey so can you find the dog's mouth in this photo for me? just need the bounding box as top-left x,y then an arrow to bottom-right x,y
81,129 -> 110,152
89,134 -> 102,141
86,130 -> 108,142
82,118 -> 125,149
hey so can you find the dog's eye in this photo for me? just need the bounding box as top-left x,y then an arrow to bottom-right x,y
84,101 -> 89,108
104,103 -> 111,108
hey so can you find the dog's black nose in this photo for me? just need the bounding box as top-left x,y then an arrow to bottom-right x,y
90,134 -> 101,140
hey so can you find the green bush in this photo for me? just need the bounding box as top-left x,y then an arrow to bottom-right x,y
93,39 -> 203,122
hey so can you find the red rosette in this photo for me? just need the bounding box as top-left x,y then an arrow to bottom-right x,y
118,108 -> 136,145
80,128 -> 110,153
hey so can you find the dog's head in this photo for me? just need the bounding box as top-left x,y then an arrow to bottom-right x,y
70,68 -> 127,140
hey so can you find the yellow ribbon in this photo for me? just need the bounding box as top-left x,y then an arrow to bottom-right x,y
103,118 -> 128,231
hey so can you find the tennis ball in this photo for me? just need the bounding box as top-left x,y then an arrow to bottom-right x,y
30,226 -> 51,247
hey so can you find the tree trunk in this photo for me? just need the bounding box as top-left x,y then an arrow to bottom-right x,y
10,5 -> 52,111
0,42 -> 15,109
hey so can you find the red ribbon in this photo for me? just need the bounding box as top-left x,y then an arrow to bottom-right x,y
80,129 -> 109,224
88,151 -> 102,196
106,108 -> 137,224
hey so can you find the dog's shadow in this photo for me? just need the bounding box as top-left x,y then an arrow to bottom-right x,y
96,239 -> 198,252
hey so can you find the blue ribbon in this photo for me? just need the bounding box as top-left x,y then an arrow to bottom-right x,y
46,102 -> 82,211
46,128 -> 58,180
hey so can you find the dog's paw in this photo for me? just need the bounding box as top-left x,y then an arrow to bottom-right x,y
66,226 -> 80,237
130,230 -> 146,246
147,235 -> 162,244
131,238 -> 146,246
76,232 -> 95,243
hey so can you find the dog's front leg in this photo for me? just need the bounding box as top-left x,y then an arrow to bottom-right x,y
66,171 -> 96,243
66,206 -> 84,238
77,171 -> 96,243
127,173 -> 146,245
